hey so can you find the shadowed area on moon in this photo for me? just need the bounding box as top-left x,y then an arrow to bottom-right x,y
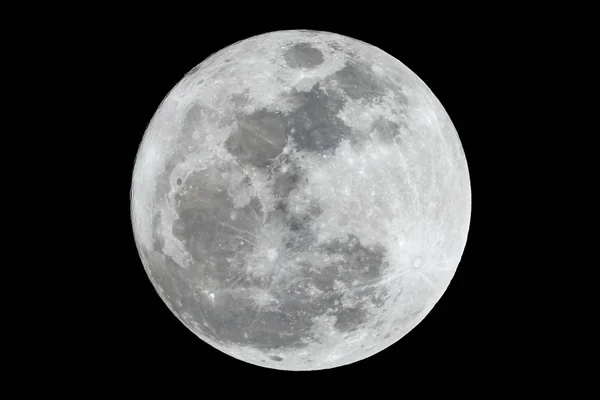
145,46 -> 424,361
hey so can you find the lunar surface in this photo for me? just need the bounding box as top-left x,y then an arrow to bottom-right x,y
130,30 -> 471,370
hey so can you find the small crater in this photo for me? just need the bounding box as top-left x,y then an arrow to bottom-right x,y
267,248 -> 278,261
413,257 -> 423,269
384,333 -> 391,339
176,178 -> 182,186
270,355 -> 283,362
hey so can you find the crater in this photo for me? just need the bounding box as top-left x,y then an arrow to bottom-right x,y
284,43 -> 324,69
413,257 -> 423,269
269,355 -> 283,361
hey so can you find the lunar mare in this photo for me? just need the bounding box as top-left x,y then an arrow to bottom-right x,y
130,30 -> 471,370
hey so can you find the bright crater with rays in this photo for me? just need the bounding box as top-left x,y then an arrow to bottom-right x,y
130,30 -> 471,370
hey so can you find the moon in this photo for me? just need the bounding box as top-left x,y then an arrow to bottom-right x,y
130,30 -> 471,371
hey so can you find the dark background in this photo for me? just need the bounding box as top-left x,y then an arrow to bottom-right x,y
84,18 -> 520,389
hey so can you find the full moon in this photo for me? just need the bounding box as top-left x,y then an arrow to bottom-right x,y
130,30 -> 471,370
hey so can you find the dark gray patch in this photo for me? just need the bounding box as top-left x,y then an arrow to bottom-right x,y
284,217 -> 318,251
296,30 -> 320,37
284,201 -> 322,244
272,168 -> 301,200
371,116 -> 399,140
392,86 -> 410,106
370,116 -> 410,145
314,234 -> 388,333
284,43 -> 324,69
191,260 -> 345,351
162,165 -> 315,350
182,104 -> 204,137
152,213 -> 164,252
185,64 -> 201,77
328,42 -> 345,52
383,333 -> 391,339
370,289 -> 389,308
283,84 -> 351,153
226,109 -> 288,167
312,265 -> 340,292
269,355 -> 283,361
321,234 -> 387,282
198,289 -> 313,351
328,42 -> 358,58
192,290 -> 266,346
176,178 -> 182,186
330,61 -> 387,101
141,250 -> 222,344
331,306 -> 368,332
172,167 -> 262,285
230,90 -> 250,109
271,234 -> 390,335
265,207 -> 286,227
171,217 -> 187,240
148,166 -> 390,350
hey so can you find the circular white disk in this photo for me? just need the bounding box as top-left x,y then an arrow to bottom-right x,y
130,29 -> 471,371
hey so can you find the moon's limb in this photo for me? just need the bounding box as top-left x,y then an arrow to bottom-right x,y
130,29 -> 471,371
